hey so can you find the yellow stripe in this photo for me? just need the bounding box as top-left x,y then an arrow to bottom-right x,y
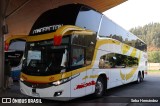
96,39 -> 121,49
61,72 -> 71,79
27,32 -> 55,42
130,48 -> 137,57
27,25 -> 85,42
54,25 -> 85,35
5,35 -> 27,44
120,70 -> 125,80
72,67 -> 87,75
126,68 -> 138,80
138,51 -> 142,62
21,67 -> 91,83
90,75 -> 98,78
82,75 -> 98,80
121,44 -> 130,55
21,72 -> 62,83
120,68 -> 138,81
82,76 -> 88,80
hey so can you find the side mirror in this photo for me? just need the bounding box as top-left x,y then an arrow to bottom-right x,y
87,41 -> 94,47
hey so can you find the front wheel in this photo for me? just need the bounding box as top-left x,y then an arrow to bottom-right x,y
94,77 -> 105,97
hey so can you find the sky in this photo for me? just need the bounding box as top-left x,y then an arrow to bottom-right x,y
103,0 -> 160,30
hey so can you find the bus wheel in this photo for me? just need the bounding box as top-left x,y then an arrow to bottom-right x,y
136,72 -> 141,84
94,77 -> 105,97
141,72 -> 144,82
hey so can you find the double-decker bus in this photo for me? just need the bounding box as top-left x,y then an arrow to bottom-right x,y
20,4 -> 147,100
5,35 -> 26,80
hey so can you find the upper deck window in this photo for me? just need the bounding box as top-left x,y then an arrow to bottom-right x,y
29,4 -> 81,36
76,6 -> 102,33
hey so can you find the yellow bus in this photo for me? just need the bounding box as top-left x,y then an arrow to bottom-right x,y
20,4 -> 147,100
5,35 -> 27,80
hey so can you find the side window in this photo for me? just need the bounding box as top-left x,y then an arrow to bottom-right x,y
135,39 -> 147,52
76,6 -> 101,32
99,54 -> 113,69
99,16 -> 116,38
71,47 -> 84,67
71,33 -> 97,66
99,53 -> 138,69
9,40 -> 26,51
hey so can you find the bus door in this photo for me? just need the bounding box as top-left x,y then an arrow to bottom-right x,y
70,46 -> 86,97
85,68 -> 94,95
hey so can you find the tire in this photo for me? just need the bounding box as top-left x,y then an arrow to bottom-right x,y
136,73 -> 141,84
94,77 -> 105,97
140,73 -> 144,82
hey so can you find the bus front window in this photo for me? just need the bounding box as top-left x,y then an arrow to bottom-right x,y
22,40 -> 68,76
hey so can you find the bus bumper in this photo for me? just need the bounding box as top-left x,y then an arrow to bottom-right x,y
20,81 -> 71,101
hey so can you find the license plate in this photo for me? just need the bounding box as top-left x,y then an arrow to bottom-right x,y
32,93 -> 40,97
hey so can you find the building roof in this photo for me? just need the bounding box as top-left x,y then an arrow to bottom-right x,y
5,0 -> 127,35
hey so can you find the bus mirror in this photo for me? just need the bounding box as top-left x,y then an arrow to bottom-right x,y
87,41 -> 94,47
113,57 -> 116,60
90,41 -> 94,45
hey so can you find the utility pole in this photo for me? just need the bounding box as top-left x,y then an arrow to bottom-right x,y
0,0 -> 8,91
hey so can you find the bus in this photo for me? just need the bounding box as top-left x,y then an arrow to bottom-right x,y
20,4 -> 147,100
5,35 -> 27,80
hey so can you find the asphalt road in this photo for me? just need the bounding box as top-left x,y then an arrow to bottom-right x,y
1,72 -> 160,106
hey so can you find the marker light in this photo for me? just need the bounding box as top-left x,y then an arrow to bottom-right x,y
54,35 -> 62,46
52,77 -> 71,86
5,42 -> 9,51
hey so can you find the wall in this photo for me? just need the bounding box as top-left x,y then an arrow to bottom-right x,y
148,63 -> 160,70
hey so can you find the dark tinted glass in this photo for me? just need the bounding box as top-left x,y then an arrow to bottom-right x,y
29,4 -> 81,35
22,37 -> 69,76
76,6 -> 102,33
71,33 -> 96,65
99,16 -> 116,38
99,16 -> 147,52
99,53 -> 138,69
5,51 -> 23,67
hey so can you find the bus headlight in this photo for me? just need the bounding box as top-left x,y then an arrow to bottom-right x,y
20,78 -> 24,82
52,77 -> 71,86
52,81 -> 61,85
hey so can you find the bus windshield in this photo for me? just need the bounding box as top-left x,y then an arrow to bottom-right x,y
22,39 -> 69,76
5,51 -> 23,67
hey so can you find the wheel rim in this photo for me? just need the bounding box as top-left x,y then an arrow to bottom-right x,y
95,80 -> 103,95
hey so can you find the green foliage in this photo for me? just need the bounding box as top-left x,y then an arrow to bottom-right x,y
130,23 -> 160,48
148,51 -> 160,63
130,23 -> 160,63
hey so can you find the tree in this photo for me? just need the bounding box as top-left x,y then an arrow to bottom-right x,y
148,51 -> 160,63
130,22 -> 160,48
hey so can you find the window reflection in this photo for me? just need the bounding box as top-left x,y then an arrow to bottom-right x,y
72,48 -> 84,66
99,16 -> 147,52
99,53 -> 138,69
